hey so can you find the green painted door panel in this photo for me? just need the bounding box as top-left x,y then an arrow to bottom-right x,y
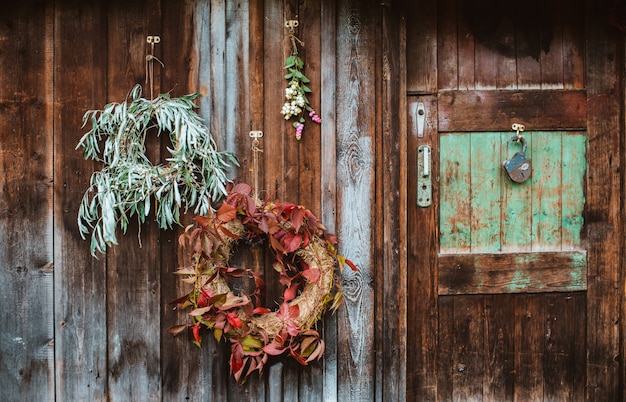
439,131 -> 586,254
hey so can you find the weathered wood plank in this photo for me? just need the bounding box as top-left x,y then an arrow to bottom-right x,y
406,0 -> 437,93
0,2 -> 54,400
438,251 -> 588,295
542,294 -> 577,401
439,133 -> 471,253
436,0 -> 458,90
406,95 -> 439,401
561,133 -> 587,249
514,295 -> 545,401
469,133 -> 502,252
585,0 -> 621,398
482,295 -> 515,401
53,1 -> 107,400
320,0 -> 339,399
436,296 -> 454,401
501,132 -> 533,252
539,1 -> 564,89
438,90 -> 587,132
379,1 -> 406,400
451,296 -> 485,400
105,1 -> 162,400
561,0 -> 584,89
530,131 -> 563,251
335,0 -> 377,399
160,1 -> 229,400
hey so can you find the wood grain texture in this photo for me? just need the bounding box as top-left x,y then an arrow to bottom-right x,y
105,1 -> 162,400
585,0 -> 621,398
378,2 -> 406,400
53,1 -> 107,400
438,251 -> 588,295
335,0 -> 377,399
320,1 -> 339,400
0,2 -> 54,400
438,90 -> 587,132
406,95 -> 440,401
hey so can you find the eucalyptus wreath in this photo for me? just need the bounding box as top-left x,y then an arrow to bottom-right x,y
76,85 -> 238,255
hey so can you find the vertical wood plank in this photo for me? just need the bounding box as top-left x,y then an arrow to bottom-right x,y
320,0 -> 338,400
451,296 -> 484,401
160,1 -> 231,400
105,1 -> 162,400
406,0 -> 437,93
514,295 -> 545,401
436,0 -> 458,90
539,1 -> 564,89
473,6 -> 497,90
379,1 -> 406,400
469,133 -> 502,252
407,95 -> 439,401
530,131 -> 562,251
542,294 -> 580,401
439,134 -> 471,253
53,1 -> 107,400
436,296 -> 454,402
336,0 -> 377,399
561,0 -> 584,89
0,2 -> 54,400
501,132 -> 533,252
560,133 -> 586,250
482,295 -> 515,401
585,0 -> 621,398
456,0 -> 476,90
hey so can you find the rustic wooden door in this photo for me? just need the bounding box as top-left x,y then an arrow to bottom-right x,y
406,0 -> 622,400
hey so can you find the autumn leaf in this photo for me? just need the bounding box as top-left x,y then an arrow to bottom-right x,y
282,232 -> 302,253
193,215 -> 213,228
216,203 -> 237,222
226,312 -> 243,329
345,258 -> 358,271
167,324 -> 188,336
283,284 -> 298,302
252,307 -> 271,315
231,182 -> 252,196
301,267 -> 320,283
192,322 -> 202,346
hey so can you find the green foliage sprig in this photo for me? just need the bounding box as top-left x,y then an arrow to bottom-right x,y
76,85 -> 238,255
280,31 -> 321,140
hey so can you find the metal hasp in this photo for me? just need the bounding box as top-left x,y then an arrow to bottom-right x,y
502,123 -> 532,183
417,145 -> 432,207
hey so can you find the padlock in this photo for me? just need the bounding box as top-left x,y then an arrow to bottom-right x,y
502,135 -> 531,183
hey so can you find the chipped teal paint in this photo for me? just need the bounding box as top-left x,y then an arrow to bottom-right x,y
530,132 -> 563,251
501,132 -> 533,251
439,134 -> 471,253
508,269 -> 533,292
440,131 -> 587,253
561,134 -> 587,248
470,133 -> 502,252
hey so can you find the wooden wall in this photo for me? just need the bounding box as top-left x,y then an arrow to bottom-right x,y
0,0 -> 404,400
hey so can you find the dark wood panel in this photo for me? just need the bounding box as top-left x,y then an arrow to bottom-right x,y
406,0 -> 437,93
105,1 -> 163,400
438,90 -> 587,132
483,295 -> 515,401
0,2 -> 54,400
439,251 -> 587,295
378,1 -> 406,401
406,95 -> 439,401
53,1 -> 107,400
584,0 -> 621,398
